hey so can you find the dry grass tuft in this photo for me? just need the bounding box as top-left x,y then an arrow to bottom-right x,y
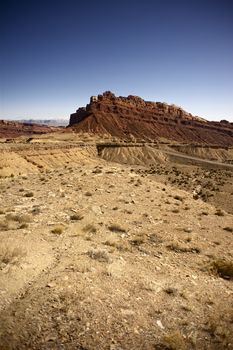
161,331 -> 187,350
0,244 -> 26,269
24,192 -> 34,198
104,237 -> 130,252
84,191 -> 92,197
211,259 -> 233,280
19,223 -> 29,229
215,209 -> 225,216
130,234 -> 146,246
167,242 -> 200,254
51,225 -> 64,235
87,249 -> 110,262
0,221 -> 10,231
70,213 -> 84,221
173,195 -> 183,202
223,226 -> 233,233
205,309 -> 233,346
108,224 -> 126,233
83,224 -> 97,234
171,208 -> 180,214
5,213 -> 32,223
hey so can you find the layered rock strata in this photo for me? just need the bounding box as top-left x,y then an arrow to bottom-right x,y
69,91 -> 233,145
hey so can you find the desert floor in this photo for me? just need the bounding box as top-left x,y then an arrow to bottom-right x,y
0,136 -> 232,349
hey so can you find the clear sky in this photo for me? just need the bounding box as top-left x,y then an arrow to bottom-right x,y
1,0 -> 233,121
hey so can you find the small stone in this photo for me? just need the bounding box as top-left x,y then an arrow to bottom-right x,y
46,282 -> 56,288
156,320 -> 165,329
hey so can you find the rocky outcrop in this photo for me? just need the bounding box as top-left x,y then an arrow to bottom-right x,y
0,120 -> 62,138
69,91 -> 233,146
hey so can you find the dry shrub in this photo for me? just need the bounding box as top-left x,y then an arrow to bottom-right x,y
83,224 -> 97,234
130,233 -> 146,246
70,213 -> 83,221
19,223 -> 28,229
223,226 -> 233,233
84,191 -> 92,197
215,209 -> 225,216
108,224 -> 126,233
162,331 -> 186,350
205,308 -> 233,347
171,208 -> 180,213
51,225 -> 64,235
104,237 -> 130,252
167,243 -> 200,254
0,244 -> 26,269
173,195 -> 183,202
87,249 -> 110,262
24,192 -> 34,198
5,213 -> 31,223
0,221 -> 10,231
211,259 -> 233,280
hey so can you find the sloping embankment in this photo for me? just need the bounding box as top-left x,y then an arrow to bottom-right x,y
0,144 -> 97,177
170,144 -> 233,162
97,144 -> 167,166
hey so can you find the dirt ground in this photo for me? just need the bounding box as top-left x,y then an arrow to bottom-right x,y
0,137 -> 233,349
136,163 -> 233,215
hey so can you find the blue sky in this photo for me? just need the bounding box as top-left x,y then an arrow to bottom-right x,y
1,0 -> 233,121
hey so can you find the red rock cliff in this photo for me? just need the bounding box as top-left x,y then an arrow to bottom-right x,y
69,91 -> 233,146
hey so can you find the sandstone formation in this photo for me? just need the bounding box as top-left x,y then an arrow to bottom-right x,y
69,91 -> 233,146
0,120 -> 63,138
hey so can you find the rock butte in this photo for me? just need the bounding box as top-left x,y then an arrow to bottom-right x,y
69,91 -> 233,146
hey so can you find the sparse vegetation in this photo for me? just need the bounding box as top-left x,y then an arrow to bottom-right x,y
161,331 -> 187,350
5,213 -> 31,223
83,224 -> 97,234
223,226 -> 233,232
173,195 -> 183,202
108,224 -> 127,233
84,191 -> 92,196
164,287 -> 178,295
104,237 -> 130,251
171,208 -> 180,213
70,213 -> 84,221
0,220 -> 10,231
51,225 -> 64,235
201,210 -> 208,216
211,259 -> 233,280
130,234 -> 145,246
19,223 -> 29,229
24,192 -> 34,198
87,249 -> 110,262
167,243 -> 200,254
215,208 -> 225,216
0,244 -> 26,269
0,137 -> 233,349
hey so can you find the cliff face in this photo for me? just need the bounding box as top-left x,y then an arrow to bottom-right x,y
69,91 -> 233,146
0,120 -> 62,138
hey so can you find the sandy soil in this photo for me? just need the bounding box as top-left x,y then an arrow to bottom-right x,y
0,137 -> 233,349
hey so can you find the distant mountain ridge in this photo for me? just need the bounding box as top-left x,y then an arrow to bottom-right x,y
15,119 -> 68,127
0,119 -> 63,138
69,91 -> 233,146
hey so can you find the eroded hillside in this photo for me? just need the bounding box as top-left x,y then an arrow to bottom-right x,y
69,91 -> 233,146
